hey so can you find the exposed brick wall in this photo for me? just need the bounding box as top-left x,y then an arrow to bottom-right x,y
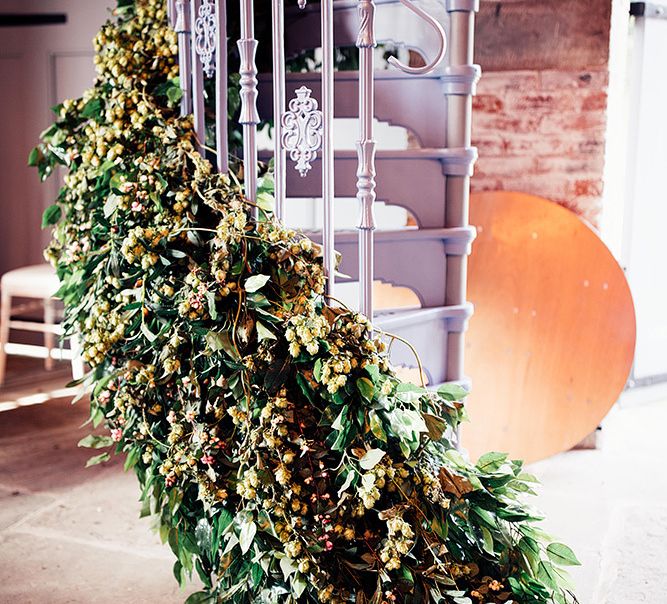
470,0 -> 613,227
471,67 -> 609,225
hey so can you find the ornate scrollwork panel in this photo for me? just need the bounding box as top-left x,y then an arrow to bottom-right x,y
281,86 -> 323,177
194,0 -> 216,78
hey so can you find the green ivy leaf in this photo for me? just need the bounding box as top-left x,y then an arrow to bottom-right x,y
546,542 -> 581,566
239,519 -> 257,554
205,330 -> 240,361
244,274 -> 271,293
356,377 -> 374,401
80,97 -> 103,119
369,410 -> 387,443
359,448 -> 385,471
476,452 -> 508,473
437,383 -> 469,401
28,147 -> 42,166
41,204 -> 62,228
85,452 -> 110,467
78,434 -> 114,449
256,321 -> 276,342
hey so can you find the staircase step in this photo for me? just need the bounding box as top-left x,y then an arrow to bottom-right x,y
258,68 -> 480,148
308,227 -> 475,307
374,304 -> 473,385
258,147 -> 477,228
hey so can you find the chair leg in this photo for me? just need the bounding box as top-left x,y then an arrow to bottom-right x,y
0,291 -> 11,386
70,332 -> 85,381
44,298 -> 55,371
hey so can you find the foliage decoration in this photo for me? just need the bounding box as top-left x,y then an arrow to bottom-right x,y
32,1 -> 580,603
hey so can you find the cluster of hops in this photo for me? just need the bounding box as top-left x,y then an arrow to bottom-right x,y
32,1 -> 580,603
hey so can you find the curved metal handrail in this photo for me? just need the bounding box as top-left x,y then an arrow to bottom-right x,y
387,0 -> 447,75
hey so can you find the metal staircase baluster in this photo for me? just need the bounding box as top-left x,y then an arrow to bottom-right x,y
174,0 -> 193,116
271,0 -> 287,219
215,0 -> 229,173
191,0 -> 206,156
237,0 -> 260,208
322,0 -> 336,299
356,0 -> 378,319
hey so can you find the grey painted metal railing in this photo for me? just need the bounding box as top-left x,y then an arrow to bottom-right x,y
172,0 -> 478,387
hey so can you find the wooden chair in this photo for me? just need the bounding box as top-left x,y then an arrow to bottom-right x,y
0,264 -> 83,385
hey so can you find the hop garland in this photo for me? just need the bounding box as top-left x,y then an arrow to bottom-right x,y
31,1 -> 580,603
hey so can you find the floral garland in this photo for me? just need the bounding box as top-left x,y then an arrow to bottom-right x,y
32,1 -> 580,603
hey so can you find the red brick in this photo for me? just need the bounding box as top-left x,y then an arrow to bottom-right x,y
472,113 -> 544,135
477,71 -> 540,93
539,68 -> 609,91
535,155 -> 606,175
572,178 -> 604,197
472,94 -> 505,113
474,156 -> 539,178
581,91 -> 608,111
538,110 -> 607,134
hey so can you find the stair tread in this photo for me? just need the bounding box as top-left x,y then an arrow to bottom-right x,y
259,70 -> 450,83
375,303 -> 473,327
307,226 -> 475,241
259,147 -> 477,160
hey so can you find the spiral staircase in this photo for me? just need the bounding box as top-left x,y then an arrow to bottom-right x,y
257,0 -> 480,386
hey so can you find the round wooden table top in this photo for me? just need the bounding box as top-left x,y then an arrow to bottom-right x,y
462,191 -> 636,463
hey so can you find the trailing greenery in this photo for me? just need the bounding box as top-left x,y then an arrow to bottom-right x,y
31,1 -> 579,603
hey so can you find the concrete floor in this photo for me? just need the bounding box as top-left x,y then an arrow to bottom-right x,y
0,362 -> 665,603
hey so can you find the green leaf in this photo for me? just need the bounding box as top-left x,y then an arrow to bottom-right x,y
80,97 -> 102,119
356,377 -> 374,401
78,434 -> 114,449
123,446 -> 140,471
28,147 -> 41,166
256,191 -> 274,213
437,383 -> 469,401
244,274 -> 270,293
195,518 -> 213,560
476,452 -> 508,473
280,555 -> 297,580
337,468 -> 356,496
85,452 -> 110,467
537,560 -> 560,591
205,330 -> 240,361
173,560 -> 185,587
256,321 -> 276,342
184,591 -> 213,604
292,573 -> 307,598
331,406 -> 347,431
313,358 -> 323,382
41,204 -> 62,228
167,84 -> 183,104
103,194 -> 120,218
369,410 -> 387,443
546,542 -> 581,566
481,526 -> 494,554
239,519 -> 257,554
359,448 -> 385,471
